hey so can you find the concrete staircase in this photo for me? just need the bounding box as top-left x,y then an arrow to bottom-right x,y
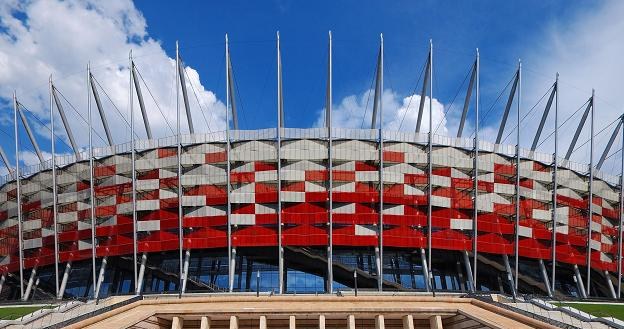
500,296 -> 623,329
0,295 -> 136,329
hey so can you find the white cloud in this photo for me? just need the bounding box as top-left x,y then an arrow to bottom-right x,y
521,0 -> 624,170
0,0 -> 226,167
19,150 -> 48,167
316,89 -> 447,135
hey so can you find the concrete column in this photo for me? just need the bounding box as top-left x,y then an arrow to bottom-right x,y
171,316 -> 183,329
502,254 -> 516,297
420,248 -> 430,292
229,315 -> 238,329
375,315 -> 385,329
229,248 -> 236,292
497,275 -> 505,293
462,250 -> 474,292
429,315 -> 442,329
604,270 -> 617,299
347,314 -> 355,329
402,315 -> 414,329
200,316 -> 210,329
318,315 -> 326,329
58,261 -> 72,299
23,265 -> 38,301
455,261 -> 465,292
289,315 -> 296,329
0,274 -> 5,295
573,264 -> 587,298
375,246 -> 382,290
94,256 -> 108,299
538,259 -> 553,297
259,315 -> 267,329
181,249 -> 191,293
136,253 -> 147,294
327,246 -> 332,293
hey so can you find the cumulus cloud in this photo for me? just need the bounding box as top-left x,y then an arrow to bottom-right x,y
316,89 -> 448,135
0,0 -> 226,167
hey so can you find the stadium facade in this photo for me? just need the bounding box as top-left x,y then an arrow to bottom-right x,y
0,34 -> 623,302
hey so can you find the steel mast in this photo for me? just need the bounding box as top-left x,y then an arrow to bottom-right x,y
551,73 -> 559,296
13,91 -> 24,299
586,89 -> 595,295
87,63 -> 97,298
276,31 -> 284,294
326,30 -> 334,293
378,33 -> 384,292
513,60 -> 522,294
225,34 -> 234,292
129,50 -> 139,293
472,49 -> 480,292
49,76 -> 60,298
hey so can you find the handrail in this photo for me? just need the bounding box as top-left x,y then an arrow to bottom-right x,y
464,293 -> 576,329
1,128 -> 620,186
41,295 -> 142,329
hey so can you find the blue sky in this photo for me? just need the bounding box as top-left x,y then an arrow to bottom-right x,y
0,0 -> 622,174
135,0 -> 595,128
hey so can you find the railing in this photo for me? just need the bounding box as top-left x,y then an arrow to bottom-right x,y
41,295 -> 142,329
1,127 -> 621,187
526,294 -> 624,329
464,293 -> 576,329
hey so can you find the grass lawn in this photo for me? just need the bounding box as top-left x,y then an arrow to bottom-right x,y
554,302 -> 624,321
0,306 -> 52,320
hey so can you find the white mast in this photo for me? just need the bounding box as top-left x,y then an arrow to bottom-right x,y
378,33 -> 384,292
87,63 -> 97,297
513,60 -> 522,293
586,89 -> 595,295
129,50 -> 138,292
13,91 -> 24,299
49,76 -> 60,297
426,39 -> 434,292
276,31 -> 284,294
472,49 -> 479,292
551,73 -> 559,296
225,33 -> 234,292
176,41 -> 184,297
327,30 -> 333,293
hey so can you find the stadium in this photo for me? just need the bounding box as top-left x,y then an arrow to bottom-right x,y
0,34 -> 623,304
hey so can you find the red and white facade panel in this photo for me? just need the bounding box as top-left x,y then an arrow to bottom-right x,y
0,128 -> 621,275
